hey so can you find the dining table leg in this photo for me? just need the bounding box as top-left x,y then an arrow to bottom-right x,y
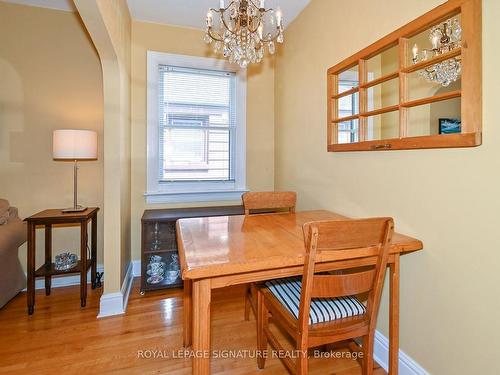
192,278 -> 211,375
183,279 -> 193,347
389,254 -> 400,374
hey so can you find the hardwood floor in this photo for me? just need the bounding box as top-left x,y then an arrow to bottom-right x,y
0,279 -> 386,374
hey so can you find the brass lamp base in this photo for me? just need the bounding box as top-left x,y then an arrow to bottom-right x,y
61,160 -> 87,213
62,205 -> 87,213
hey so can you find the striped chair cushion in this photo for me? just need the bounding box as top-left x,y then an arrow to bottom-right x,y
265,277 -> 366,325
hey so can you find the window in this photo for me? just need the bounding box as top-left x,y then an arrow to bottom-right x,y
159,66 -> 234,181
146,52 -> 247,203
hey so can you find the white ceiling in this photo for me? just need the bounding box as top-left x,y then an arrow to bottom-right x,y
1,0 -> 310,30
126,0 -> 310,29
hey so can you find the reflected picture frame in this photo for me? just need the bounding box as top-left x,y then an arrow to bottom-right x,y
439,118 -> 461,134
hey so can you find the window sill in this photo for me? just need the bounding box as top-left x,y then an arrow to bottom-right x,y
144,189 -> 248,204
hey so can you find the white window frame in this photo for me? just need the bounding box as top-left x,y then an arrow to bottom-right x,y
145,51 -> 247,204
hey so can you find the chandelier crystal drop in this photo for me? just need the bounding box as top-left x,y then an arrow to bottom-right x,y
205,0 -> 284,68
411,18 -> 462,87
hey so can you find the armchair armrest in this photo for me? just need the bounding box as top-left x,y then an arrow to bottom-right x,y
0,219 -> 26,255
8,206 -> 19,221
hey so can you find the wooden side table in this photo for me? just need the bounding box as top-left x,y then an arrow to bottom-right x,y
25,208 -> 99,315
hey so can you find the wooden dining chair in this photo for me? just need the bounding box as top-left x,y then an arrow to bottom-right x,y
256,217 -> 394,375
242,191 -> 297,320
242,191 -> 297,216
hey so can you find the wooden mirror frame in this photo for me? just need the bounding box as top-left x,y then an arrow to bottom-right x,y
327,0 -> 481,152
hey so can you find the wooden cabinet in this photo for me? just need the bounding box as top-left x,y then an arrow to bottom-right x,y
140,205 -> 244,293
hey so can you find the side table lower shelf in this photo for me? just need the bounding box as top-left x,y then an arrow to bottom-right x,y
34,260 -> 96,298
35,260 -> 93,277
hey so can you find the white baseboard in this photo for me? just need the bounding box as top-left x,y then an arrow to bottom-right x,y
97,261 -> 134,318
23,264 -> 104,291
97,291 -> 124,318
373,330 -> 430,375
121,261 -> 134,311
132,259 -> 141,277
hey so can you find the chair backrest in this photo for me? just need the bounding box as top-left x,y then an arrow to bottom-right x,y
242,191 -> 297,215
299,218 -> 394,333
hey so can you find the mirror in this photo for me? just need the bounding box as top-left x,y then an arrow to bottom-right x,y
407,13 -> 462,68
366,110 -> 400,141
338,92 -> 359,119
407,95 -> 461,137
337,119 -> 359,144
338,65 -> 359,93
366,45 -> 399,81
327,0 -> 480,152
367,78 -> 399,111
408,70 -> 461,102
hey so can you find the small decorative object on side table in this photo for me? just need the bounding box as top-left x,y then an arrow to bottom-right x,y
54,252 -> 78,271
24,207 -> 99,315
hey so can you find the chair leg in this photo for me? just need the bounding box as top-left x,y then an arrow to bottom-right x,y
244,284 -> 251,321
362,334 -> 375,375
256,290 -> 268,369
296,341 -> 308,375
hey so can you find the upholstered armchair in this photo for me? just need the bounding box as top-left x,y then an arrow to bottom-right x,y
0,203 -> 27,308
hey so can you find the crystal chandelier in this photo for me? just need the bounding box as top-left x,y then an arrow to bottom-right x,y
411,18 -> 462,87
204,0 -> 284,68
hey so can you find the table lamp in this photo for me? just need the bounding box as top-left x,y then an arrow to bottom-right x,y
53,129 -> 97,213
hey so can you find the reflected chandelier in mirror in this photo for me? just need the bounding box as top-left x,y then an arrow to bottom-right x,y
411,18 -> 462,87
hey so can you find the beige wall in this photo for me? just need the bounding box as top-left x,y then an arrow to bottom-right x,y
75,0 -> 132,293
275,0 -> 499,373
130,21 -> 275,261
0,2 -> 104,272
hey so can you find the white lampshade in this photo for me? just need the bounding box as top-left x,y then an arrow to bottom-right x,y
53,129 -> 97,160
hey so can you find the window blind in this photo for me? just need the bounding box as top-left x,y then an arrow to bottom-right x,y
158,65 -> 236,182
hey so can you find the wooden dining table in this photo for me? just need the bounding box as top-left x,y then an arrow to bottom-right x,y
176,210 -> 423,375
